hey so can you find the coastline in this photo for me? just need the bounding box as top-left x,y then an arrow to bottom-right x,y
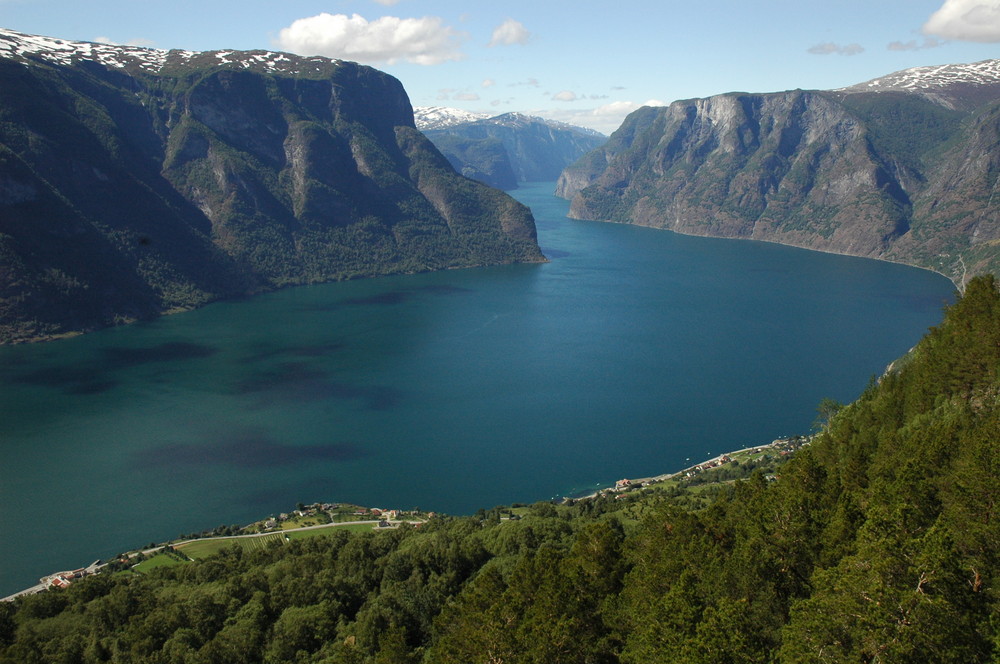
1,435 -> 812,603
567,434 -> 812,502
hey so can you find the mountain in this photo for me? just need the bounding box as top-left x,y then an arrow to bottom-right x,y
412,106 -> 491,130
558,58 -> 1000,286
0,29 -> 544,344
418,110 -> 606,189
4,275 -> 1000,661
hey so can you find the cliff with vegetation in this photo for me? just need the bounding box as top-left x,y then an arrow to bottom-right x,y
4,275 -> 1000,662
0,29 -> 544,344
558,59 -> 1000,287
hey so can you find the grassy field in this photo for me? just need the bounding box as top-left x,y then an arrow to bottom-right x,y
173,523 -> 383,560
286,523 -> 377,538
176,532 -> 288,560
130,551 -> 190,573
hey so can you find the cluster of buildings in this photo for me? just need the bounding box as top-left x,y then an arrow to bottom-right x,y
260,503 -> 410,531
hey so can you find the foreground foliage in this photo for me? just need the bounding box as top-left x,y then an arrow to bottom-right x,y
3,277 -> 1000,663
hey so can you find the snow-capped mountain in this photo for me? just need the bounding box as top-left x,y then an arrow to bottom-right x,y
484,112 -> 606,138
0,27 -> 342,76
838,58 -> 1000,109
844,58 -> 1000,92
420,111 -> 607,187
413,107 -> 491,131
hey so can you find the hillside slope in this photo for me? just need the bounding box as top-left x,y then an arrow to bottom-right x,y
0,29 -> 543,343
558,59 -> 1000,286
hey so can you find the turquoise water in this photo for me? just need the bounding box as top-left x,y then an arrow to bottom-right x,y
0,182 -> 954,595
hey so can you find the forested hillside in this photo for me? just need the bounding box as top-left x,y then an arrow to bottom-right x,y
3,277 -> 1000,663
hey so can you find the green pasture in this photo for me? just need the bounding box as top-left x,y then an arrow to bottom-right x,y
174,523 -> 382,560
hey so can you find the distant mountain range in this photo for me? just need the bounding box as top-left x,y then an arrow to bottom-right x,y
413,106 -> 492,130
558,58 -> 1000,286
416,108 -> 606,190
0,28 -> 544,343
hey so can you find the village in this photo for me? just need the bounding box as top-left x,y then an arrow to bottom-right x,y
596,435 -> 813,500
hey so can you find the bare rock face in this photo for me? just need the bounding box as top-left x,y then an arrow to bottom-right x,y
0,28 -> 543,343
560,60 -> 1000,286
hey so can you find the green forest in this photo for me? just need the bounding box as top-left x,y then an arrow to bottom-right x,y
3,276 -> 1000,663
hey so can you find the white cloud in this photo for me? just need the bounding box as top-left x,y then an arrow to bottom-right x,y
552,90 -> 578,102
537,99 -> 668,135
453,92 -> 480,101
924,0 -> 1000,42
807,42 -> 865,55
887,36 -> 943,51
94,35 -> 155,47
488,19 -> 531,47
482,78 -> 495,88
597,100 -> 667,115
372,0 -> 399,5
275,13 -> 465,65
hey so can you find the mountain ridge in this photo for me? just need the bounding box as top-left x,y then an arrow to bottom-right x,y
0,28 -> 544,344
419,110 -> 606,189
558,57 -> 1000,287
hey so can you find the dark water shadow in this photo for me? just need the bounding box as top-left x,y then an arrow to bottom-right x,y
14,365 -> 118,395
307,283 -> 475,312
241,342 -> 345,363
412,284 -> 475,296
343,291 -> 412,306
287,343 -> 345,357
135,429 -> 370,470
235,362 -> 402,411
101,341 -> 217,369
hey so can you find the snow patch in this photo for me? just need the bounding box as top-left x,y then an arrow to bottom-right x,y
840,58 -> 1000,93
0,26 -> 343,76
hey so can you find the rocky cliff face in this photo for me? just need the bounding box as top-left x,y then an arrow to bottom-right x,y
559,59 -> 1000,286
421,112 -> 606,188
0,29 -> 543,343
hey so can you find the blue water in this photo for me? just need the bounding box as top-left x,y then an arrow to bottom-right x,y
0,182 -> 954,595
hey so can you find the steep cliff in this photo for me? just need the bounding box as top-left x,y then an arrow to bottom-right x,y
420,111 -> 606,188
0,29 -> 543,343
559,59 -> 1000,285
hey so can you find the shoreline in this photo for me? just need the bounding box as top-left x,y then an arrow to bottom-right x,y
3,435 -> 811,603
566,434 -> 812,502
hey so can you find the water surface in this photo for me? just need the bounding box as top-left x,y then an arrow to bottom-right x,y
0,182 -> 955,594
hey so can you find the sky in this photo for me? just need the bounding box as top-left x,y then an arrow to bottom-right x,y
2,0 -> 999,134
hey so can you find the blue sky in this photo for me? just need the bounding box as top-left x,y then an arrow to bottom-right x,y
2,0 -> 998,133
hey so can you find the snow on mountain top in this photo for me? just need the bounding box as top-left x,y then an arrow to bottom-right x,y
0,26 -> 340,75
839,58 -> 1000,94
415,107 -> 604,137
491,112 -> 605,137
413,107 -> 491,130
0,27 -> 171,71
